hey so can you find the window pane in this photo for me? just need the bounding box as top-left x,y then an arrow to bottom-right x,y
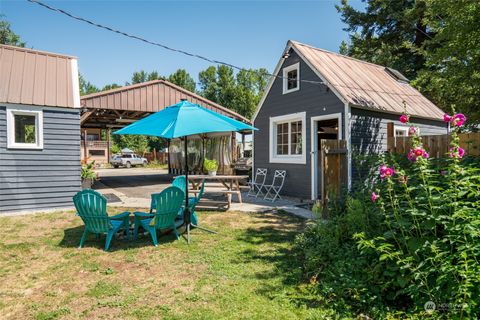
290,121 -> 302,155
287,69 -> 298,90
14,114 -> 36,144
276,123 -> 289,155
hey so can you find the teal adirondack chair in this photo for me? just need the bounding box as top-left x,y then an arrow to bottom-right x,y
172,175 -> 187,193
73,189 -> 130,251
133,186 -> 185,246
189,179 -> 205,226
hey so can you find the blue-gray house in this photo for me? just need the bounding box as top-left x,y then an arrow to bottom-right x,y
253,40 -> 447,200
0,44 -> 81,214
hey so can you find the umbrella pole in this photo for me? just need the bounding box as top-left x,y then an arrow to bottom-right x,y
184,136 -> 191,244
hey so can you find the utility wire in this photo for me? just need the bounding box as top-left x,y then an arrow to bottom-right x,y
27,0 -> 431,99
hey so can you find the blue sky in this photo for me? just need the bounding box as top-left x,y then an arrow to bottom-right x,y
2,0 -> 363,88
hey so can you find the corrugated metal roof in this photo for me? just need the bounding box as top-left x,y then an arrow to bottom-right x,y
0,44 -> 80,108
81,79 -> 250,123
291,40 -> 444,120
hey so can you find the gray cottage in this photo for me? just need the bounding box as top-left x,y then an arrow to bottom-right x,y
253,40 -> 447,200
0,44 -> 81,214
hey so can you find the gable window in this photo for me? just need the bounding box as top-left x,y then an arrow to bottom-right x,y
269,112 -> 306,164
282,62 -> 300,94
6,106 -> 44,149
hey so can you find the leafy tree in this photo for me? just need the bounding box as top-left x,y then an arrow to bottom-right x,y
128,70 -> 163,85
337,0 -> 480,125
0,15 -> 25,47
198,66 -> 270,119
336,0 -> 432,80
79,73 -> 100,96
414,0 -> 480,125
102,83 -> 121,91
112,134 -> 149,154
168,69 -> 196,92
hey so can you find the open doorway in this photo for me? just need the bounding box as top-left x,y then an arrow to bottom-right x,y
310,113 -> 342,200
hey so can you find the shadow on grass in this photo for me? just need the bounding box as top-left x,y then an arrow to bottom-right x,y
235,211 -> 322,308
59,225 -> 180,252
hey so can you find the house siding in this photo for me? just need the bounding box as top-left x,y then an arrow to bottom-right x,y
350,108 -> 447,154
0,105 -> 81,214
253,50 -> 345,199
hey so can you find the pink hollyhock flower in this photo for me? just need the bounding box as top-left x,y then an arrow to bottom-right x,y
371,192 -> 380,203
443,114 -> 451,123
408,147 -> 429,162
399,114 -> 409,124
408,126 -> 417,136
451,113 -> 466,127
379,165 -> 395,179
449,147 -> 466,158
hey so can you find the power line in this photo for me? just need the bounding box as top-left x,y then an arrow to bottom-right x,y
27,0 -> 432,100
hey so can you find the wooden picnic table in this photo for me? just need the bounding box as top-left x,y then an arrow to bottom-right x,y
188,175 -> 249,209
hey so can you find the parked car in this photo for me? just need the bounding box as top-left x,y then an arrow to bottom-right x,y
110,154 -> 148,168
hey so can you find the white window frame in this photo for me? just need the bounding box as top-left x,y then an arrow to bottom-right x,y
6,106 -> 44,150
269,112 -> 306,164
394,125 -> 409,137
282,62 -> 300,94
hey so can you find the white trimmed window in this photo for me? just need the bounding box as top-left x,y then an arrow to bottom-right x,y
269,112 -> 306,164
282,62 -> 300,94
394,125 -> 409,137
6,106 -> 44,149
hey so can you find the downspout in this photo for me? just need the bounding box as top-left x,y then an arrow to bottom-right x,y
344,102 -> 352,191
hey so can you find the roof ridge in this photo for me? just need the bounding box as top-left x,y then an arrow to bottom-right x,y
289,40 -> 385,69
0,44 -> 77,59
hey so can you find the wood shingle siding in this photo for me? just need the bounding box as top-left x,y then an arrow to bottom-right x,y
0,106 -> 81,214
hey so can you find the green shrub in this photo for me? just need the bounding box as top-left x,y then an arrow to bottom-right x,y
203,158 -> 218,172
295,112 -> 480,318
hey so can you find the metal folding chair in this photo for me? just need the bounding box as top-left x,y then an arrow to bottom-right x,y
263,170 -> 286,202
247,168 -> 267,198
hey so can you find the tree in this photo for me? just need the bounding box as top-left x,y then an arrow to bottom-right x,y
337,0 -> 480,125
414,0 -> 480,125
79,73 -> 100,96
198,66 -> 270,119
128,70 -> 163,85
336,0 -> 432,80
101,83 -> 121,91
0,15 -> 25,47
168,69 -> 196,92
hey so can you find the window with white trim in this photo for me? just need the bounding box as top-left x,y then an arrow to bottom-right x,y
282,62 -> 300,94
269,112 -> 306,164
6,107 -> 44,149
394,126 -> 409,137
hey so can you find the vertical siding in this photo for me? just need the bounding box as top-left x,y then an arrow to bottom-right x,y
253,50 -> 345,199
0,105 -> 81,214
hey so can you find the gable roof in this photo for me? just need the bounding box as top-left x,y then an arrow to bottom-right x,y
81,79 -> 250,123
254,40 -> 444,121
0,44 -> 80,108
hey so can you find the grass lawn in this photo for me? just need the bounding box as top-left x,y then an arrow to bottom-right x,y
0,209 -> 339,320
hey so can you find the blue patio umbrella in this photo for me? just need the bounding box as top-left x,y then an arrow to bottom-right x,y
114,100 -> 257,242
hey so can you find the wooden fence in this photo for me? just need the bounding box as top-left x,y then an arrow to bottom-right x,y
143,149 -> 168,164
319,140 -> 348,215
387,131 -> 480,157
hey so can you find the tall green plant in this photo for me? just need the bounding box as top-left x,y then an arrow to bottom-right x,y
356,111 -> 480,317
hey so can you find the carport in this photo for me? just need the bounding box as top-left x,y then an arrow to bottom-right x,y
79,79 -> 252,171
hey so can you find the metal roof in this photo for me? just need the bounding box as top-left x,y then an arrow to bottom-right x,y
81,79 -> 250,123
0,44 -> 80,108
290,40 -> 444,120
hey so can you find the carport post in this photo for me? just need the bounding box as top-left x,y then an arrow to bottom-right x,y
106,128 -> 111,163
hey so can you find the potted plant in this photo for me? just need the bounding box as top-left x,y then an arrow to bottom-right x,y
204,158 -> 218,176
81,160 -> 97,189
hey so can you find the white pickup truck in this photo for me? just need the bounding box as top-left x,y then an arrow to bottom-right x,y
110,154 -> 148,168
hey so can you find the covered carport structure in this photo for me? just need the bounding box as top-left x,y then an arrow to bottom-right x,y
80,79 -> 251,171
